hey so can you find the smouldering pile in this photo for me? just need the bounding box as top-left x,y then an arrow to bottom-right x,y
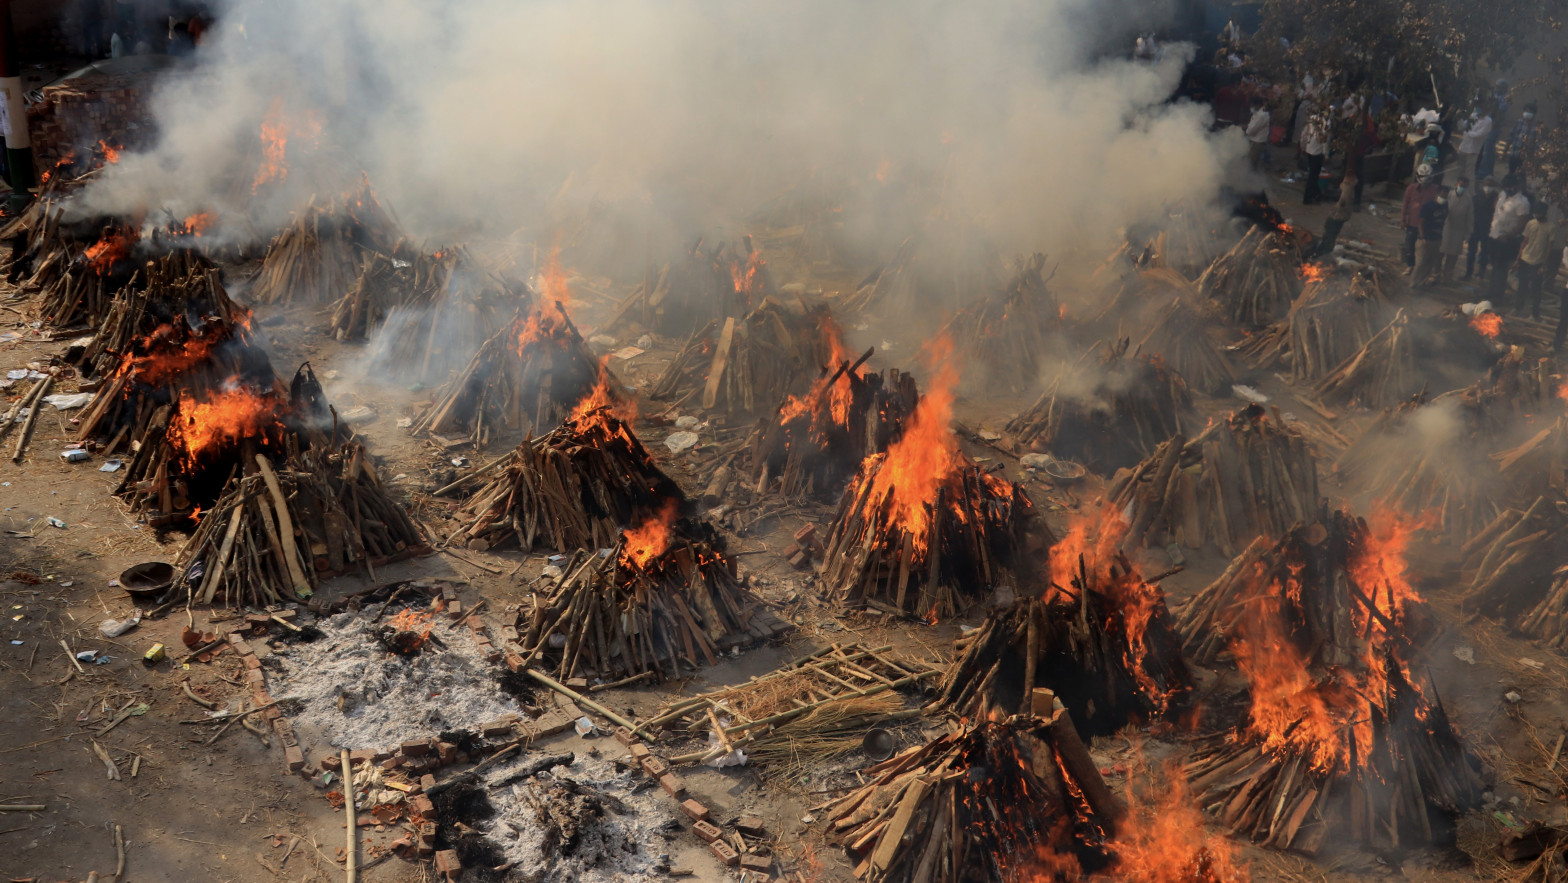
512,519 -> 787,681
413,302 -> 614,443
937,513 -> 1189,733
442,405 -> 685,553
1311,309 -> 1423,409
172,443 -> 427,607
1238,268 -> 1389,383
249,186 -> 398,306
1131,284 -> 1236,395
35,221 -> 141,327
327,245 -> 454,341
826,712 -> 1121,883
650,302 -> 835,418
817,353 -> 1036,619
617,236 -> 773,335
1178,509 -> 1486,851
1108,404 -> 1320,556
1197,226 -> 1305,327
1006,339 -> 1194,473
840,234 -> 918,316
77,256 -> 241,379
940,252 -> 1062,393
1463,496 -> 1568,648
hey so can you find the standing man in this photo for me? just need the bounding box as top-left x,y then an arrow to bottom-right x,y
1515,206 -> 1556,318
1301,109 -> 1329,204
1316,167 -> 1357,257
1488,174 -> 1532,305
1552,241 -> 1568,351
1438,177 -> 1474,285
1245,96 -> 1271,172
1508,103 -> 1539,175
1467,176 -> 1500,280
1402,165 -> 1440,270
1346,103 -> 1378,206
1414,186 -> 1450,288
1457,106 -> 1492,184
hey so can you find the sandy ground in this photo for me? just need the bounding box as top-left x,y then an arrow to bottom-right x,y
2,159 -> 1568,883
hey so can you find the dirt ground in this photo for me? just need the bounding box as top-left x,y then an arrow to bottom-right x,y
3,162 -> 1568,883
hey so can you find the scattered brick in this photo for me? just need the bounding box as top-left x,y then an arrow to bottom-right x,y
464,615 -> 485,633
679,799 -> 710,822
630,743 -> 652,759
481,716 -> 518,737
410,794 -> 435,817
736,813 -> 765,836
613,726 -> 637,747
417,820 -> 438,845
402,739 -> 433,757
740,854 -> 773,873
708,840 -> 740,867
658,773 -> 687,797
283,745 -> 305,772
243,654 -> 262,670
446,601 -> 463,620
420,774 -> 437,793
640,756 -> 669,778
321,754 -> 342,772
504,652 -> 525,673
692,820 -> 723,843
434,848 -> 463,880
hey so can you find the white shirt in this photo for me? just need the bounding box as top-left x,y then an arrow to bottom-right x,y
1459,115 -> 1492,155
1245,109 -> 1271,144
1302,118 -> 1329,156
1491,192 -> 1532,240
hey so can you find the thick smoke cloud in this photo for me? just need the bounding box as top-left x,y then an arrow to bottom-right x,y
74,0 -> 1242,273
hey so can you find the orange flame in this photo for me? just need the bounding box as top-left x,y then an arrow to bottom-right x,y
98,140 -> 122,164
1113,761 -> 1248,883
388,608 -> 435,646
569,357 -> 635,425
175,212 -> 216,237
252,97 -> 324,193
538,244 -> 572,315
83,228 -> 134,274
619,499 -> 679,571
168,381 -> 283,469
729,248 -> 765,305
1469,312 -> 1502,339
1298,262 -> 1328,283
874,158 -> 891,183
777,313 -> 861,434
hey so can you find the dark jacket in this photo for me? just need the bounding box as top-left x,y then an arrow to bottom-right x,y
1420,199 -> 1449,241
1472,189 -> 1500,239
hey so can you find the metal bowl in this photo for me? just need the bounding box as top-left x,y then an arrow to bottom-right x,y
862,727 -> 896,762
1042,458 -> 1087,485
119,561 -> 175,598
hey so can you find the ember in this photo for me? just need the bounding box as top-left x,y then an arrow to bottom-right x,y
1469,311 -> 1502,338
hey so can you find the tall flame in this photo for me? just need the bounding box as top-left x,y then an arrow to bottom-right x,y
168,382 -> 283,469
252,96 -> 324,192
777,313 -> 861,434
1114,760 -> 1248,883
619,499 -> 680,571
97,140 -> 122,165
83,228 -> 134,274
538,244 -> 572,316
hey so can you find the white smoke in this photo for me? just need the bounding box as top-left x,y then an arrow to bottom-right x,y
72,0 -> 1244,274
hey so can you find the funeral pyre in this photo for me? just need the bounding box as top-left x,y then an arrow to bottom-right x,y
249,183 -> 399,306
1198,225 -> 1305,328
1236,267 -> 1390,383
937,509 -> 1190,735
939,251 -> 1064,394
1177,509 -> 1487,851
649,301 -> 841,418
1006,339 -> 1195,473
1108,404 -> 1320,556
510,508 -> 789,682
817,338 -> 1041,620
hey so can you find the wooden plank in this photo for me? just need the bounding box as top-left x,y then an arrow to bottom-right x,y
701,317 -> 737,410
869,775 -> 930,874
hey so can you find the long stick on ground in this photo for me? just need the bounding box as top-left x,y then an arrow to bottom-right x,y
11,374 -> 52,461
525,668 -> 653,741
341,748 -> 356,883
112,823 -> 125,880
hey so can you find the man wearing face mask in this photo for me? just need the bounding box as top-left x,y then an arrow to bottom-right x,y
1438,177 -> 1474,286
1457,107 -> 1492,185
1467,177 -> 1500,280
1402,165 -> 1440,270
1414,186 -> 1450,287
1488,174 -> 1532,304
1508,103 -> 1539,175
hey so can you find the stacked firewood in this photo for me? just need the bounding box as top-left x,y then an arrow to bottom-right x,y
35,222 -> 142,328
511,527 -> 788,682
249,187 -> 398,306
1334,394 -> 1504,542
840,234 -> 918,316
1156,203 -> 1230,278
365,252 -> 520,385
1133,289 -> 1236,395
940,252 -> 1061,393
827,710 -> 1121,882
412,302 -> 614,443
78,257 -> 240,379
327,245 -> 454,341
1006,339 -> 1194,473
441,405 -> 687,553
936,542 -> 1189,733
1177,508 -> 1487,852
1496,415 -> 1568,496
1462,497 -> 1568,626
1312,309 -> 1423,409
650,301 -> 835,418
171,444 -> 427,607
1237,268 -> 1389,382
615,236 -> 774,335
1197,226 -> 1305,327
746,359 -> 920,503
1108,404 -> 1320,556
2,198 -> 70,287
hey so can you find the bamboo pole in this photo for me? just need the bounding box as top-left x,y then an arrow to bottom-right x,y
341,748 -> 357,883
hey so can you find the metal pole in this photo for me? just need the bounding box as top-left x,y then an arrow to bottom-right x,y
0,0 -> 35,211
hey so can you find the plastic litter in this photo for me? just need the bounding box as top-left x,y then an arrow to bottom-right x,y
664,431 -> 699,454
44,393 -> 94,411
100,610 -> 143,638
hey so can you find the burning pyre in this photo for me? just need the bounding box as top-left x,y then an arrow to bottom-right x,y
817,338 -> 1038,620
511,509 -> 788,681
650,301 -> 841,418
1006,339 -> 1195,473
940,251 -> 1064,394
1108,404 -> 1320,556
76,254 -> 240,379
328,244 -> 457,341
249,182 -> 398,306
937,509 -> 1190,734
623,236 -> 774,336
443,403 -> 685,553
1177,509 -> 1487,851
414,299 -> 617,443
1197,226 -> 1305,328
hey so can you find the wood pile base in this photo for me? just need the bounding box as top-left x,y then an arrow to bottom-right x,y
78,256 -> 240,379
1462,496 -> 1568,628
1132,286 -> 1236,395
650,301 -> 834,418
940,252 -> 1062,393
249,187 -> 397,306
1236,269 -> 1389,382
1198,226 -> 1304,328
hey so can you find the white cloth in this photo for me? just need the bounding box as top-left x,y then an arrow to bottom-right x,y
1245,109 -> 1271,144
1491,192 -> 1532,240
1302,117 -> 1329,156
1458,115 -> 1492,155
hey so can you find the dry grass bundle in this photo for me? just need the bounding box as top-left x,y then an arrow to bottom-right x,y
745,692 -> 906,777
1006,339 -> 1194,473
1198,226 -> 1305,327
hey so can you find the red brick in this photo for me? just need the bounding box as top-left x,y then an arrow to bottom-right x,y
417,820 -> 438,845
692,820 -> 723,843
321,754 -> 342,772
658,773 -> 686,797
639,756 -> 669,778
740,854 -> 773,873
349,749 -> 376,767
436,742 -> 457,765
273,718 -> 298,746
630,743 -> 652,759
410,794 -> 435,817
434,848 -> 463,879
479,644 -> 501,663
446,601 -> 463,620
708,840 -> 740,867
420,774 -> 437,793
504,652 -> 525,673
243,654 -> 263,670
402,739 -> 433,756
464,615 -> 485,633
228,635 -> 252,655
501,625 -> 519,642
679,799 -> 710,822
380,756 -> 404,771
481,716 -> 518,737
246,669 -> 266,688
283,745 -> 305,772
613,726 -> 637,747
